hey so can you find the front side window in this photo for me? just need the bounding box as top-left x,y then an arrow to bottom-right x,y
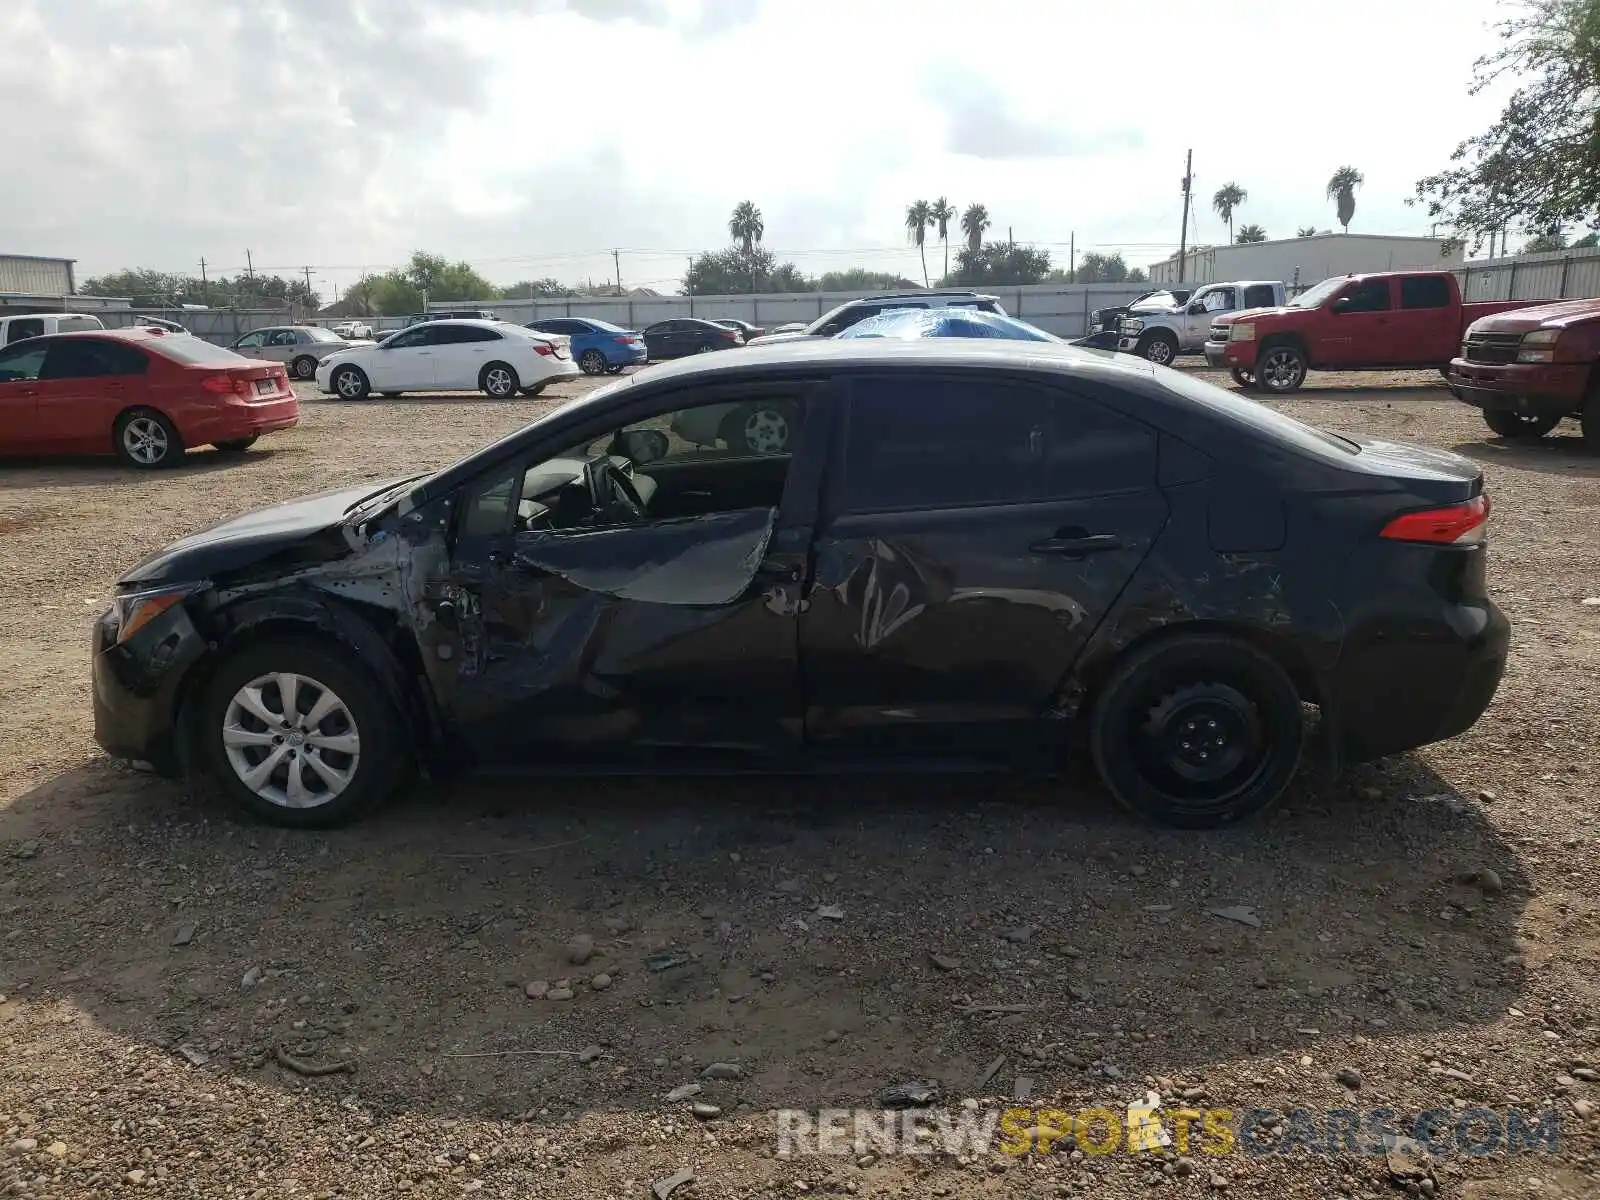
0,342 -> 48,382
384,326 -> 433,349
1202,288 -> 1238,312
7,319 -> 45,344
236,331 -> 267,349
1336,280 -> 1391,313
305,327 -> 341,342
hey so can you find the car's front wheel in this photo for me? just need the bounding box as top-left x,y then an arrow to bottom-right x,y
1089,633 -> 1304,829
291,356 -> 318,380
331,365 -> 370,400
1256,344 -> 1308,394
1138,331 -> 1178,366
1483,409 -> 1560,438
481,362 -> 520,399
579,349 -> 608,375
198,637 -> 409,828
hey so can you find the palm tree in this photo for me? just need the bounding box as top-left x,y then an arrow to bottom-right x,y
930,197 -> 956,281
1235,224 -> 1267,244
729,201 -> 764,255
905,200 -> 933,286
1212,183 -> 1247,242
1326,167 -> 1364,233
1296,226 -> 1318,238
960,202 -> 990,252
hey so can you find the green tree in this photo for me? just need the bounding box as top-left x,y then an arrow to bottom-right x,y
1075,251 -> 1131,283
960,202 -> 991,252
1327,166 -> 1365,232
1524,228 -> 1570,251
930,197 -> 956,281
1127,266 -> 1148,283
817,268 -> 909,291
1576,232 -> 1600,247
1236,224 -> 1268,243
728,201 -> 765,291
944,241 -> 1053,286
81,269 -> 191,305
1296,225 -> 1318,237
501,278 -> 576,299
1412,0 -> 1600,245
1212,182 -> 1247,242
683,247 -> 809,295
905,200 -> 933,286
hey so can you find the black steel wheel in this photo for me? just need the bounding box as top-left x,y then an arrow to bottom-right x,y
1483,409 -> 1559,439
1089,634 -> 1304,828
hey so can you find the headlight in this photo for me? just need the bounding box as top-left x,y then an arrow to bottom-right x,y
1123,319 -> 1144,333
108,583 -> 202,645
1517,328 -> 1560,363
1229,323 -> 1256,342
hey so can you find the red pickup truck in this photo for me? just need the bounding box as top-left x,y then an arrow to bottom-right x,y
1204,270 -> 1548,394
1447,298 -> 1600,445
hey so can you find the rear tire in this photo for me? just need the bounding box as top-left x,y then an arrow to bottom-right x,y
197,636 -> 409,829
1257,343 -> 1308,394
331,365 -> 370,401
579,349 -> 608,376
1583,383 -> 1600,451
1137,331 -> 1178,366
481,362 -> 520,399
1089,634 -> 1304,829
213,436 -> 259,454
114,408 -> 183,468
1483,409 -> 1559,439
291,356 -> 318,380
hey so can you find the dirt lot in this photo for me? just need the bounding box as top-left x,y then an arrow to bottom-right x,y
2,363 -> 1600,1199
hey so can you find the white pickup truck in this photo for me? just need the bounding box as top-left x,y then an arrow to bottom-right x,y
1117,280 -> 1285,365
0,311 -> 106,345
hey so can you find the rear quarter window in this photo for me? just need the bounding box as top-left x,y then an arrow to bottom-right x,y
1157,369 -> 1360,458
1399,275 -> 1452,309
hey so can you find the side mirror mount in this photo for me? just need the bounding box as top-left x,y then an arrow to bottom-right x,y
1186,301 -> 1206,315
1331,296 -> 1352,314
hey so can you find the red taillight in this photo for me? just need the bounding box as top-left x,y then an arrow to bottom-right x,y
1380,494 -> 1490,544
611,335 -> 632,344
533,343 -> 555,356
719,329 -> 737,340
199,373 -> 238,395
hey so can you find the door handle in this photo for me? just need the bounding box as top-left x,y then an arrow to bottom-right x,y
1030,533 -> 1122,556
18,388 -> 37,397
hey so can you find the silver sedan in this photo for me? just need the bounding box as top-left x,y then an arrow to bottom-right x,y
231,326 -> 374,380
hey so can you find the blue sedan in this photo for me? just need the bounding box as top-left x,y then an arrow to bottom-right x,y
836,307 -> 1063,342
525,317 -> 648,376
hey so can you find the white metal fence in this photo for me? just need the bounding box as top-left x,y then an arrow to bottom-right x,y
1456,246 -> 1600,302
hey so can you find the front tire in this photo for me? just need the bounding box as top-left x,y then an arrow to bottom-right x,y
114,408 -> 183,468
1137,331 -> 1178,366
1257,343 -> 1308,394
291,356 -> 318,380
1230,367 -> 1257,390
213,436 -> 259,454
1483,409 -> 1560,439
331,365 -> 370,401
579,349 -> 608,376
481,362 -> 520,399
198,637 -> 409,828
1089,634 -> 1304,829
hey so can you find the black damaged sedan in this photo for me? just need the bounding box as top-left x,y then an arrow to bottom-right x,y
94,340 -> 1509,829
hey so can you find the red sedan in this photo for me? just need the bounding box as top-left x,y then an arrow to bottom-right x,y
0,327 -> 299,468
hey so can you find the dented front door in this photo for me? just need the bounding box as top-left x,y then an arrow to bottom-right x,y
429,505 -> 807,764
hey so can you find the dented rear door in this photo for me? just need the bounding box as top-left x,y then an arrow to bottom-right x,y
801,371 -> 1168,761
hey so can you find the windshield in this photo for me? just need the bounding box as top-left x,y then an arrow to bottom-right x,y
1287,277 -> 1347,309
306,327 -> 341,342
806,305 -> 851,334
1131,292 -> 1177,309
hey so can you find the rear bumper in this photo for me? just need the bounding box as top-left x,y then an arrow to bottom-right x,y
605,345 -> 649,365
1446,359 -> 1590,417
1332,597 -> 1509,762
180,395 -> 300,443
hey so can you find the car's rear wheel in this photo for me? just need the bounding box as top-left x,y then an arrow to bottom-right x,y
481,362 -> 520,399
579,349 -> 608,375
198,637 -> 409,828
1138,331 -> 1178,366
331,365 -> 370,400
1230,367 -> 1257,389
213,436 -> 259,454
1582,383 -> 1600,450
291,356 -> 318,380
1483,409 -> 1560,438
114,408 -> 183,468
1089,633 -> 1304,829
723,402 -> 793,454
1257,344 -> 1308,394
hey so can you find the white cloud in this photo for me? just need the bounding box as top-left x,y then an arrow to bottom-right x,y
0,0 -> 1514,299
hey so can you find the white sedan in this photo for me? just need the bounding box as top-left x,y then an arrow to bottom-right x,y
315,319 -> 579,400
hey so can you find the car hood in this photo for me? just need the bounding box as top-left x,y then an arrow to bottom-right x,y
1212,306 -> 1288,325
747,331 -> 817,346
1467,297 -> 1600,334
119,475 -> 419,587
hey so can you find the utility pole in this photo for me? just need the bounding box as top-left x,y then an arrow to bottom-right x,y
1007,226 -> 1014,250
612,249 -> 622,295
1069,232 -> 1075,283
685,257 -> 693,296
244,249 -> 254,305
1177,148 -> 1193,283
199,256 -> 208,303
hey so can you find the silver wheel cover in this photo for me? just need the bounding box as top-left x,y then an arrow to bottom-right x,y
335,369 -> 363,398
122,417 -> 169,464
222,672 -> 361,809
485,367 -> 514,395
743,408 -> 788,453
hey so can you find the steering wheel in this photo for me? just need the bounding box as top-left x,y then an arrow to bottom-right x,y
582,457 -> 646,524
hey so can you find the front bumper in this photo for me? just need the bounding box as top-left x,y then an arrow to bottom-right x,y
1332,597 -> 1510,763
1446,358 -> 1590,417
92,601 -> 209,773
1204,341 -> 1230,368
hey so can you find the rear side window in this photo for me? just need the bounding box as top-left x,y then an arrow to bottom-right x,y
1338,280 -> 1391,313
1242,284 -> 1278,307
433,325 -> 501,344
838,375 -> 1156,511
41,339 -> 148,379
1399,275 -> 1451,309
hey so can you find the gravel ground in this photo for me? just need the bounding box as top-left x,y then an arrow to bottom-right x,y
2,362 -> 1599,1199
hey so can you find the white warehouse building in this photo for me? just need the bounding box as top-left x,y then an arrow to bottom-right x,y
1144,233 -> 1459,290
